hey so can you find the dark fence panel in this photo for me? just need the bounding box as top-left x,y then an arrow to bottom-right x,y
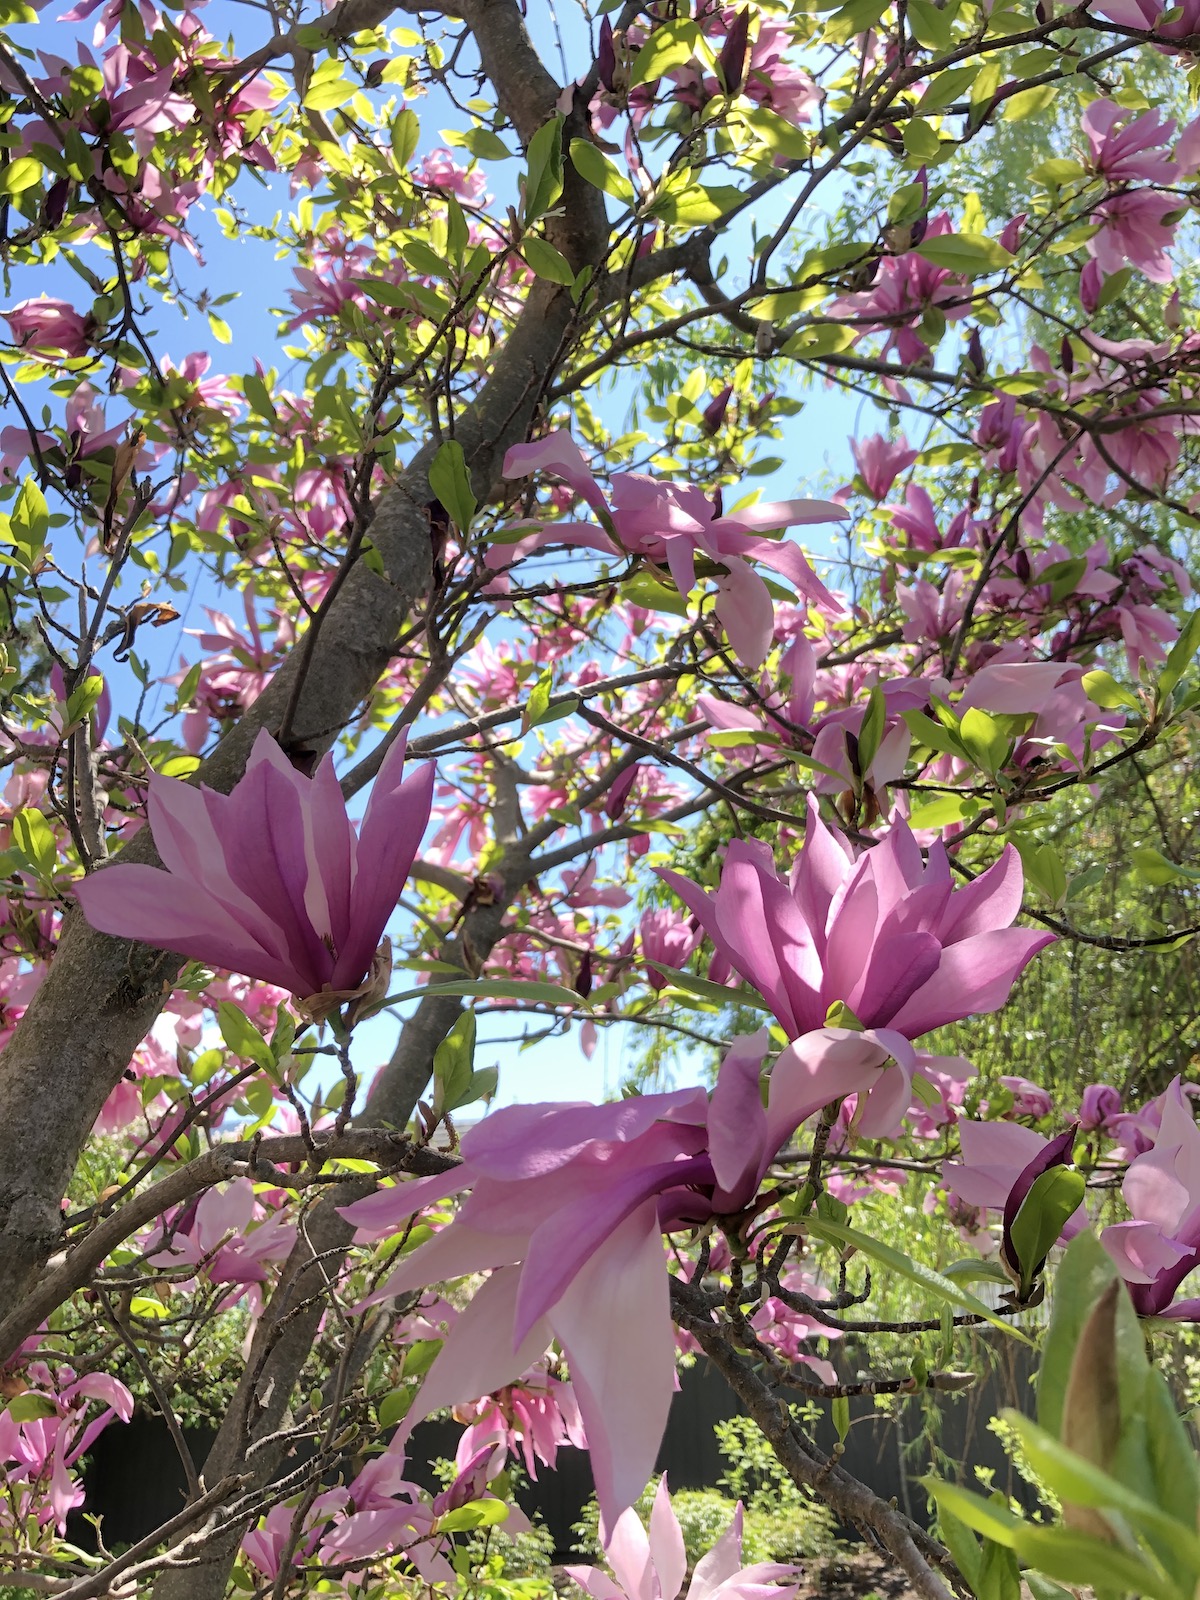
70,1342 -> 1038,1560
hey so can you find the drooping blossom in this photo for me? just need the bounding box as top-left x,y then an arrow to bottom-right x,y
567,1475 -> 800,1600
659,797 -> 1053,1045
2,297 -> 94,356
492,430 -> 845,665
341,1026 -> 916,1533
75,729 -> 434,1013
453,1370 -> 587,1479
0,1367 -> 133,1537
1101,1077 -> 1200,1318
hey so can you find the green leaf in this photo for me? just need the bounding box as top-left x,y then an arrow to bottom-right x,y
907,793 -> 981,831
5,1392 -> 58,1422
1009,1524 -> 1179,1600
303,63 -> 353,109
906,0 -> 956,48
521,235 -> 576,286
391,108 -> 420,166
914,232 -> 1014,275
217,1003 -> 275,1072
13,808 -> 56,879
643,960 -> 771,1010
10,477 -> 48,557
64,674 -> 105,730
831,1394 -> 850,1441
523,114 -> 564,223
461,126 -> 512,161
384,977 -> 592,1009
916,64 -> 980,114
855,686 -> 887,779
1004,1412 -> 1200,1572
243,372 -> 279,423
936,1499 -> 982,1588
806,1219 -> 1032,1341
428,440 -> 477,533
1082,670 -> 1140,713
433,1009 -> 477,1115
628,19 -> 700,86
377,1386 -> 415,1429
1038,1231 -> 1148,1440
568,139 -> 634,203
922,1479 -> 1022,1546
526,669 -> 552,728
650,184 -> 743,227
959,706 -> 1010,775
1008,1166 -> 1085,1294
1025,1578 -> 1076,1600
129,1294 -> 171,1319
0,157 -> 43,196
902,118 -> 942,161
437,1500 -> 510,1534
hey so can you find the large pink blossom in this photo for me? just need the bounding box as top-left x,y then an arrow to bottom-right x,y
492,430 -> 845,666
341,1027 -> 912,1533
659,798 -> 1052,1044
75,730 -> 434,1008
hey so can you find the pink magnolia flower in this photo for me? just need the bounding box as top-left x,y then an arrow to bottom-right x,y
1082,101 -> 1177,183
567,1475 -> 799,1600
1088,188 -> 1179,283
415,147 -> 488,203
998,1075 -> 1052,1119
2,297 -> 94,356
454,1371 -> 586,1479
659,797 -> 1052,1044
75,730 -> 434,1009
640,908 -> 702,989
341,1027 -> 913,1533
0,1368 -> 133,1536
1079,1082 -> 1122,1133
851,432 -> 919,499
493,430 -> 846,665
827,214 -> 974,364
1101,1077 -> 1200,1318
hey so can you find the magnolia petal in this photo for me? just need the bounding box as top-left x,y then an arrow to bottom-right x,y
647,1475 -> 687,1600
550,1201 -> 676,1540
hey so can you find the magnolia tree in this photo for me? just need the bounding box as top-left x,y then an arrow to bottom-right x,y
2,0 -> 1200,1592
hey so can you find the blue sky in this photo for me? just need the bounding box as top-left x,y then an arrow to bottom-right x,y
12,0 -> 864,1110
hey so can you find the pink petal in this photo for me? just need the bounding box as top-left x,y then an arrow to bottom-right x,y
74,866 -> 301,990
340,756 -> 435,987
605,1504 -> 655,1600
708,1031 -> 770,1209
885,928 -> 1055,1037
400,1268 -> 553,1423
550,1202 -> 676,1540
648,1475 -> 687,1600
713,562 -> 774,666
